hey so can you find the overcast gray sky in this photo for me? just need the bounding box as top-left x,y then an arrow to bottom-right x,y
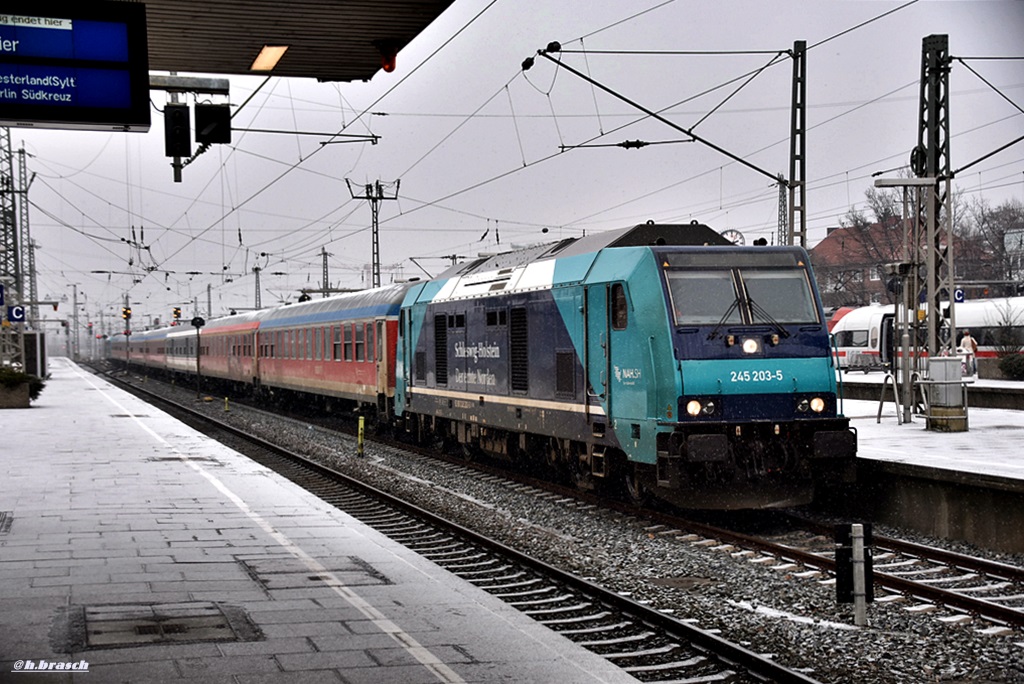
15,0 -> 1024,328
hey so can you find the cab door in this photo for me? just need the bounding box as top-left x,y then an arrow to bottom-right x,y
584,284 -> 609,420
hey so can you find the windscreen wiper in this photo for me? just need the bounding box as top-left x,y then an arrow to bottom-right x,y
706,298 -> 740,340
747,297 -> 790,338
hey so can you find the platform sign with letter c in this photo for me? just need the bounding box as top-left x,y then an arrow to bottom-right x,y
954,288 -> 965,303
7,305 -> 26,322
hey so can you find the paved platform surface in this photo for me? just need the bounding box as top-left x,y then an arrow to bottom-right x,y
849,392 -> 1024,485
0,358 -> 638,683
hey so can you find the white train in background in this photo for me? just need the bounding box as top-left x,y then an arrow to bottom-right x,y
829,296 -> 1024,371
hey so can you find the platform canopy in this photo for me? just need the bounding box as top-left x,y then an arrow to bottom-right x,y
135,0 -> 456,81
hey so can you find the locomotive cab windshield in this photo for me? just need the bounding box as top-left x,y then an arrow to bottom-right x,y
664,250 -> 820,330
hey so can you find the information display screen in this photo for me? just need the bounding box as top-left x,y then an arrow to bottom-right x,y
0,2 -> 150,131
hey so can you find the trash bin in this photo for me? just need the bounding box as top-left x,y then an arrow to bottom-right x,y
929,357 -> 962,407
927,356 -> 967,432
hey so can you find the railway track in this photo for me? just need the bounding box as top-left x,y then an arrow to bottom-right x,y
764,516 -> 1024,632
613,506 -> 1024,634
108,370 -> 824,684
107,366 -> 1024,636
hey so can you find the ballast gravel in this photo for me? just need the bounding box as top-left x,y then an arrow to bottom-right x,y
138,376 -> 1024,684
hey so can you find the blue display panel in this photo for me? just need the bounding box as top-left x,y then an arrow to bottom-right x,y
0,2 -> 149,131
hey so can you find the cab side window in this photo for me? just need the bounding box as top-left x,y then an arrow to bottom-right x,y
611,283 -> 628,330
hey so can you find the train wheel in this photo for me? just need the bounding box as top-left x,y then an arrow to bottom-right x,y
571,466 -> 592,492
545,440 -> 561,469
568,444 -> 594,492
624,463 -> 653,507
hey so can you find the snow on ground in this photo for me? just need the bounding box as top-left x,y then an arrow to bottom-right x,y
842,372 -> 1024,481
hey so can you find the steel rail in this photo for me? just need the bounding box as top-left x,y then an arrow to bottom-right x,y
640,509 -> 1024,628
106,370 -> 825,684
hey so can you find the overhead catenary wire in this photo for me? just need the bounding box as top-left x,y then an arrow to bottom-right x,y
522,0 -> 927,231
31,0 -> 1024,310
144,1 -> 502,282
532,46 -> 782,184
954,57 -> 1024,117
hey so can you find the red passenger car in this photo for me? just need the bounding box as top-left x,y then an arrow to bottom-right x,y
257,285 -> 411,415
199,310 -> 264,390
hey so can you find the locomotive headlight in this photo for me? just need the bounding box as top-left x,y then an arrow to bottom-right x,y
702,401 -> 716,415
797,399 -> 809,413
686,400 -> 702,417
742,338 -> 759,354
810,397 -> 826,413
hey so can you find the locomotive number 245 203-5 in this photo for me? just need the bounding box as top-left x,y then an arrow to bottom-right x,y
730,369 -> 784,383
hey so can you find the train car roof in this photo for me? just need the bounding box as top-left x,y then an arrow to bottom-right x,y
127,327 -> 172,342
202,309 -> 267,333
829,304 -> 893,331
437,222 -> 731,280
166,326 -> 198,339
409,222 -> 738,306
829,296 -> 1024,332
260,283 -> 411,329
827,306 -> 858,332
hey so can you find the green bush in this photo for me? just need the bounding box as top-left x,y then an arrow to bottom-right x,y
998,355 -> 1024,381
0,366 -> 46,401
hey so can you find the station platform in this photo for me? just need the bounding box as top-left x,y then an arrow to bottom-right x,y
838,388 -> 1024,554
848,394 -> 1024,484
0,358 -> 638,683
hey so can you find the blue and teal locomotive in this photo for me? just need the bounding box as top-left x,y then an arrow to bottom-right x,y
112,221 -> 855,510
396,222 -> 855,509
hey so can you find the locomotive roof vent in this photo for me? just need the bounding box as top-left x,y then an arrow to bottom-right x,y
607,222 -> 731,248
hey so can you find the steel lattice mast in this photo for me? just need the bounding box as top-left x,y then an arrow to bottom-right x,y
18,145 -> 37,327
788,40 -> 807,247
914,34 -> 955,355
0,127 -> 26,370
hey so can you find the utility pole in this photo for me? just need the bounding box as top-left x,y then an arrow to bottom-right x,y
192,315 -> 205,399
252,266 -> 262,309
17,145 -> 37,327
26,240 -> 38,325
123,292 -> 131,369
1,128 -> 19,294
207,283 -> 212,319
913,34 -> 954,356
321,246 -> 331,297
788,40 -> 807,247
872,34 -> 956,428
71,284 -> 79,359
0,127 -> 26,371
346,179 -> 400,288
776,173 -> 788,246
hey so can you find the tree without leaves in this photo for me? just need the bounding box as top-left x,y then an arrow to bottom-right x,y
813,184 -> 973,308
962,197 -> 1024,291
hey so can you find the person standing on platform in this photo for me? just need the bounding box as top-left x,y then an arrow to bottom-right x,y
960,329 -> 978,375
